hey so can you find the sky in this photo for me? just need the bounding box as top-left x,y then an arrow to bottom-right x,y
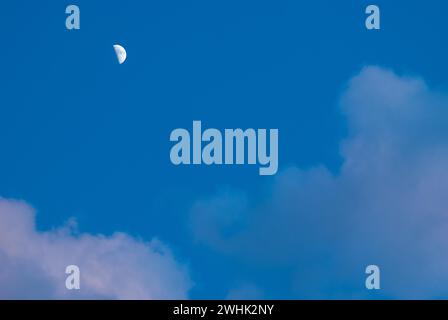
0,0 -> 448,299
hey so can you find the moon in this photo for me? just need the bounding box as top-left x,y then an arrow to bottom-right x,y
113,44 -> 127,64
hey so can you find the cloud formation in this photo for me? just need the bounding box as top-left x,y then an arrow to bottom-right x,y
0,199 -> 191,299
190,66 -> 448,299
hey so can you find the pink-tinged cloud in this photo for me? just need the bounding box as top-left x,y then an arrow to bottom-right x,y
190,66 -> 448,298
0,199 -> 192,299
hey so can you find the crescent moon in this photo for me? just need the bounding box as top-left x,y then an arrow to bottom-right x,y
113,44 -> 127,64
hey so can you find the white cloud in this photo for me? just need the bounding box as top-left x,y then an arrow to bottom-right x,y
190,66 -> 448,298
0,198 -> 192,299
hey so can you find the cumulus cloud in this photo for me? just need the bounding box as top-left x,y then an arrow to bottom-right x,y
0,199 -> 192,299
190,66 -> 448,299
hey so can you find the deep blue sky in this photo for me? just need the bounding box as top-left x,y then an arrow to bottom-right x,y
1,0 -> 447,298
